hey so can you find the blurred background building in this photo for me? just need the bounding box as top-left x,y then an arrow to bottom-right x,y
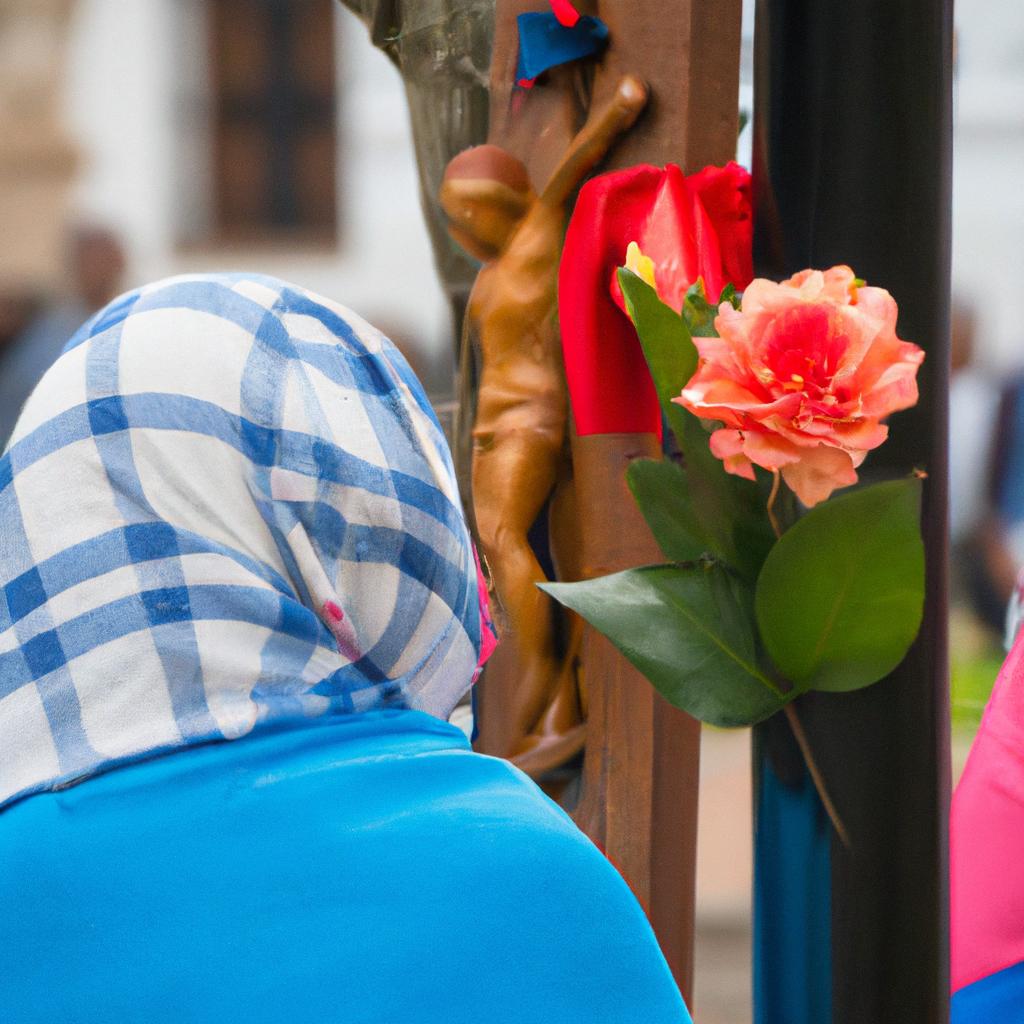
0,2 -> 1021,1021
0,0 -> 452,441
948,0 -> 1024,747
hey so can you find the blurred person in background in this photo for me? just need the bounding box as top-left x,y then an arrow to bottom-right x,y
951,304 -> 993,552
0,290 -> 44,365
971,353 -> 1024,637
948,302 -> 1008,636
0,225 -> 125,447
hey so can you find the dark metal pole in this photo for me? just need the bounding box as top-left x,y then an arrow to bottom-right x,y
752,1 -> 953,1021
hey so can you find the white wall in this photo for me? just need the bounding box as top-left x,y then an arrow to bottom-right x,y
63,0 -> 451,382
953,1 -> 1024,372
59,0 -> 1024,377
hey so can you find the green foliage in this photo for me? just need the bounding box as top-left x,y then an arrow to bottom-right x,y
618,268 -> 773,580
616,267 -> 695,445
561,271 -> 929,732
754,478 -> 925,692
679,279 -> 740,337
718,283 -> 741,310
542,563 -> 788,728
950,649 -> 1002,732
626,459 -> 707,563
681,280 -> 719,337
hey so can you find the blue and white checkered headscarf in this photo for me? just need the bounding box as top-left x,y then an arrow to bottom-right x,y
0,273 -> 493,809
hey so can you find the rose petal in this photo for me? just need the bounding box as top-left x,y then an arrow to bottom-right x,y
709,428 -> 757,480
733,278 -> 780,316
858,347 -> 925,418
829,418 -> 889,451
740,428 -> 804,470
820,265 -> 859,304
781,445 -> 860,507
680,376 -> 795,417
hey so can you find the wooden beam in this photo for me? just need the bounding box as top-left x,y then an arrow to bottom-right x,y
572,0 -> 743,1002
476,1 -> 743,1003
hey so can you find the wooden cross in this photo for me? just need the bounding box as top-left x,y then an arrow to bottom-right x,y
476,1 -> 743,1002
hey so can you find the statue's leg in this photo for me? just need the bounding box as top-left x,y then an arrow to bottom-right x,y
473,423 -> 569,743
507,452 -> 588,777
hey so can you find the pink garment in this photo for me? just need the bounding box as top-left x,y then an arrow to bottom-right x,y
472,544 -> 499,682
951,635 -> 1024,991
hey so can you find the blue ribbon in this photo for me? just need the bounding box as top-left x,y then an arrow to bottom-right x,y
515,12 -> 609,85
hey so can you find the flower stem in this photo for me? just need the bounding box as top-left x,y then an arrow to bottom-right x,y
783,702 -> 850,848
767,469 -> 783,539
764,469 -> 846,843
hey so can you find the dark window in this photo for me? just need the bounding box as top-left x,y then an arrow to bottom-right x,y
208,0 -> 337,244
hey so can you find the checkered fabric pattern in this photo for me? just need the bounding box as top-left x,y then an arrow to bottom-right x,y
0,273 -> 486,809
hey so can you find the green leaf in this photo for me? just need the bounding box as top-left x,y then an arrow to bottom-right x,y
617,267 -> 696,448
754,478 -> 925,692
626,459 -> 708,562
675,416 -> 775,581
718,283 -> 741,310
617,267 -> 773,580
541,563 -> 787,727
681,279 -> 719,337
677,279 -> 742,336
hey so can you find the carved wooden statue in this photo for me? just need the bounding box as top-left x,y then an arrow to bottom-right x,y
440,76 -> 647,775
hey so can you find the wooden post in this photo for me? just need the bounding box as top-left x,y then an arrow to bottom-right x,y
571,0 -> 743,1002
475,1 -> 743,1003
752,0 -> 953,1019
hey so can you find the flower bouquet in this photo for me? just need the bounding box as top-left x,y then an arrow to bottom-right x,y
546,164 -> 926,841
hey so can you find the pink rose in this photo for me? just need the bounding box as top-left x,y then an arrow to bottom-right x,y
673,265 -> 924,507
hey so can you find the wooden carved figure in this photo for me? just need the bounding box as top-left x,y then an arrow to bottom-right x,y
440,75 -> 647,774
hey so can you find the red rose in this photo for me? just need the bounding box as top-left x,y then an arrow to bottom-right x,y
559,162 -> 753,436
